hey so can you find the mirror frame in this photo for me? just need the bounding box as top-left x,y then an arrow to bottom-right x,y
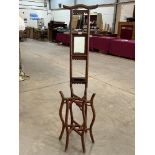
72,34 -> 87,55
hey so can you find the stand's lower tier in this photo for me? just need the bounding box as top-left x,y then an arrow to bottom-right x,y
59,91 -> 96,153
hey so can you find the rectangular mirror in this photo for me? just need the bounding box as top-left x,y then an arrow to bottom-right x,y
74,36 -> 85,54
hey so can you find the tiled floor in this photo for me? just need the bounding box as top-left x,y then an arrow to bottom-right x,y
20,39 -> 135,155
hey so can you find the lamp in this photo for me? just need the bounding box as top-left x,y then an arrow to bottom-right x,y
19,15 -> 29,81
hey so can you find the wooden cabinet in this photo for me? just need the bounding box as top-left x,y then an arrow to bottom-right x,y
48,21 -> 67,42
118,22 -> 135,40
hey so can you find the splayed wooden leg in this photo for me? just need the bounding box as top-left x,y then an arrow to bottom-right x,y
81,102 -> 86,152
89,94 -> 96,143
65,100 -> 70,151
59,91 -> 65,140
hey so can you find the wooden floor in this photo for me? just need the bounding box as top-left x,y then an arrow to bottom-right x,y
20,39 -> 135,155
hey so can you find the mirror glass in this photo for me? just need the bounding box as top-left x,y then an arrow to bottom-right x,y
74,37 -> 85,54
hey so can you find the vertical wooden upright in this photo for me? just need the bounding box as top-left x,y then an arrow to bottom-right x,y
63,4 -> 98,99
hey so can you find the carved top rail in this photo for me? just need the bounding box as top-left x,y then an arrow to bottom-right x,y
63,4 -> 98,10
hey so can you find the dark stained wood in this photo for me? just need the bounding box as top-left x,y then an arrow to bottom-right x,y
59,5 -> 97,153
59,92 -> 96,153
72,54 -> 87,60
48,21 -> 67,42
71,77 -> 87,84
118,21 -> 135,40
63,4 -> 98,10
73,9 -> 88,15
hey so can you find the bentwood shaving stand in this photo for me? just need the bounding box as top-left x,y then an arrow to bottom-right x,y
59,4 -> 98,153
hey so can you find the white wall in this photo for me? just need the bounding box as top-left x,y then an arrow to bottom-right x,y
19,0 -> 52,28
91,6 -> 114,29
19,9 -> 53,28
49,0 -> 115,29
51,10 -> 70,26
115,2 -> 135,33
50,6 -> 114,29
20,0 -> 134,30
120,3 -> 135,21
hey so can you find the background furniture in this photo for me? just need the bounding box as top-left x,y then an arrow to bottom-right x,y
118,22 -> 135,40
37,18 -> 44,29
33,28 -> 48,40
56,33 -> 70,45
56,33 -> 135,60
29,27 -> 34,39
90,36 -> 115,54
25,27 -> 30,38
48,21 -> 67,42
109,39 -> 135,59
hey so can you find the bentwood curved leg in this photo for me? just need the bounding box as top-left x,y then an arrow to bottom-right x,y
59,99 -> 65,140
70,103 -> 74,128
89,94 -> 96,143
81,101 -> 86,153
85,104 -> 87,133
81,133 -> 85,153
65,100 -> 70,151
59,91 -> 65,140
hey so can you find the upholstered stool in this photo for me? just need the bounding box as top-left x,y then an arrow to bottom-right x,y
59,91 -> 96,153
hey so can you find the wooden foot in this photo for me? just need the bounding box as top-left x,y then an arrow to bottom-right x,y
65,129 -> 69,151
81,133 -> 86,153
59,91 -> 65,140
64,100 -> 69,151
59,126 -> 65,140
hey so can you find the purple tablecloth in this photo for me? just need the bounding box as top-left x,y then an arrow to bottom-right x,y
109,39 -> 135,59
56,33 -> 135,60
89,36 -> 115,54
56,33 -> 70,45
56,33 -> 62,42
89,36 -> 94,50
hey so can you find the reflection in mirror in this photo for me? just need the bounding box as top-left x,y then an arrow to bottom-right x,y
72,14 -> 85,31
72,15 -> 79,30
74,37 -> 85,54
